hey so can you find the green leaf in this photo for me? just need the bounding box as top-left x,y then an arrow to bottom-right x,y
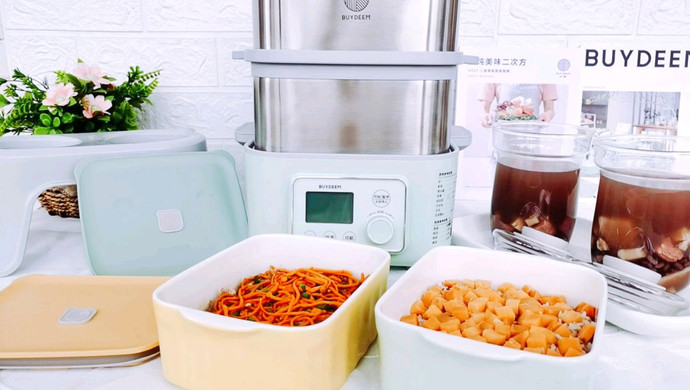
32,90 -> 45,101
68,97 -> 77,106
0,94 -> 9,108
52,117 -> 61,127
63,73 -> 83,90
62,113 -> 74,124
40,113 -> 51,126
4,84 -> 18,98
33,126 -> 51,135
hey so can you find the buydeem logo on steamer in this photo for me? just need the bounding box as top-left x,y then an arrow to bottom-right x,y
342,0 -> 371,20
344,0 -> 369,12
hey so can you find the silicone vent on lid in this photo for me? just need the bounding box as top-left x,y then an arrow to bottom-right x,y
76,151 -> 248,276
0,275 -> 166,368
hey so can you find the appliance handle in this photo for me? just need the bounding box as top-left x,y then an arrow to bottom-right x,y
234,122 -> 255,145
450,126 -> 473,150
177,307 -> 260,332
419,328 -> 523,362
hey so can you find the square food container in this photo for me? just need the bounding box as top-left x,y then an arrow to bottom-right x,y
375,246 -> 608,390
153,234 -> 390,390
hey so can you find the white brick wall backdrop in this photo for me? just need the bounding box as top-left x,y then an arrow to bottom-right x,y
1,0 -> 690,148
0,6 -> 6,77
0,0 -> 254,150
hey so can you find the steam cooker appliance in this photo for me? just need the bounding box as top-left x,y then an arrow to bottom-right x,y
239,0 -> 473,266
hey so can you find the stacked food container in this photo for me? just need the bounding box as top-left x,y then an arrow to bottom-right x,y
237,0 -> 474,266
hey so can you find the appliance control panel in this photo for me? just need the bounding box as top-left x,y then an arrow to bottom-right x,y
291,177 -> 407,252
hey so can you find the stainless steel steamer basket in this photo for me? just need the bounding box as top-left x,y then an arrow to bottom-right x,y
235,50 -> 473,155
253,0 -> 459,51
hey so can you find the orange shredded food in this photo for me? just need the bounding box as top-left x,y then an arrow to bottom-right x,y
209,267 -> 367,326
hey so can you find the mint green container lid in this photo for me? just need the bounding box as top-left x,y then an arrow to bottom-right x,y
75,151 -> 248,276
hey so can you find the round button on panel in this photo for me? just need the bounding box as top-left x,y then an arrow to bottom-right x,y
343,231 -> 356,241
366,216 -> 395,245
372,190 -> 391,208
323,231 -> 336,239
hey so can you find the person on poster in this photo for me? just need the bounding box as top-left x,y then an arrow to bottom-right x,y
479,83 -> 558,127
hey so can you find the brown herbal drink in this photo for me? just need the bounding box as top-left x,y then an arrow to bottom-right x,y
491,162 -> 579,241
591,173 -> 690,292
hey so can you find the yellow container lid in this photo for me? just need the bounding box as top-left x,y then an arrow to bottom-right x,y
0,275 -> 167,368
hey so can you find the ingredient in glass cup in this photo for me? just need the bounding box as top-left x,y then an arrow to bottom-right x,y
400,279 -> 597,357
591,174 -> 690,292
491,162 -> 579,241
209,267 -> 367,326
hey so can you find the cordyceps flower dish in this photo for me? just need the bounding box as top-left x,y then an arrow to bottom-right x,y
152,234 -> 390,390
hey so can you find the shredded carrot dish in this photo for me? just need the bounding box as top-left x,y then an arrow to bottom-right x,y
209,267 -> 368,326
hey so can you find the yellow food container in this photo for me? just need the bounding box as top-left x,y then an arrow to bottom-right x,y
153,234 -> 390,390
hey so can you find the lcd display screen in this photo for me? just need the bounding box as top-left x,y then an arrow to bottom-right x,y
305,192 -> 354,224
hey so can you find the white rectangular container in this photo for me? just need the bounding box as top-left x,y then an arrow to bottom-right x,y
375,246 -> 608,390
153,234 -> 390,390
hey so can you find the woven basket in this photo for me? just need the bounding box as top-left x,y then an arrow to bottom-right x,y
38,185 -> 80,218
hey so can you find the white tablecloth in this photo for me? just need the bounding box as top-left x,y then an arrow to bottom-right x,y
2,201 -> 690,390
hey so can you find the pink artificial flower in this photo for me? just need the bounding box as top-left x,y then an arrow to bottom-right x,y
73,63 -> 110,89
82,94 -> 113,118
42,83 -> 77,107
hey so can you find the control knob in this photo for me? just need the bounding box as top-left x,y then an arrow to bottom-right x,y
366,215 -> 395,245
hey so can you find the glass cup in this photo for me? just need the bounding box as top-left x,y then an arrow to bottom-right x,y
592,135 -> 690,292
490,122 -> 595,242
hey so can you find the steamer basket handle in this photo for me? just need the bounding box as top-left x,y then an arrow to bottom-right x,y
450,126 -> 472,150
234,122 -> 255,146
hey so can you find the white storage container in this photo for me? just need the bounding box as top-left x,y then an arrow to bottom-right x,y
375,246 -> 608,390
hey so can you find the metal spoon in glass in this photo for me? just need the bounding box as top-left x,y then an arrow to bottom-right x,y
492,228 -> 688,316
